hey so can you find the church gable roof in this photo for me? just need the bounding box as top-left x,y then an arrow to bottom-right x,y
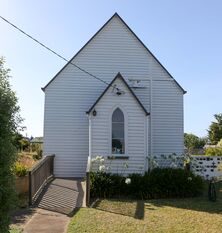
86,72 -> 150,116
42,13 -> 186,94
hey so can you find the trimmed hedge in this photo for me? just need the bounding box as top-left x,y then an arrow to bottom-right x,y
90,168 -> 204,199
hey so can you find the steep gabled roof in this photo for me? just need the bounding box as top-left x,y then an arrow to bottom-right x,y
86,72 -> 150,116
42,13 -> 186,94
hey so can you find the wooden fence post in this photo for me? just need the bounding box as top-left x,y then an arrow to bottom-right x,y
28,171 -> 32,206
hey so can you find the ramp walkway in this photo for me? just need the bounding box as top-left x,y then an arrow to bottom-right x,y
23,178 -> 85,233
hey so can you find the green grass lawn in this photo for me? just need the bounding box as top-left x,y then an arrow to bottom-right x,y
68,183 -> 222,233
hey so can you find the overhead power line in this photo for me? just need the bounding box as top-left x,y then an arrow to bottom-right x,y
0,15 -> 120,91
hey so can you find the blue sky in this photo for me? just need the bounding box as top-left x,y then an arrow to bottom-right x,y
0,0 -> 221,137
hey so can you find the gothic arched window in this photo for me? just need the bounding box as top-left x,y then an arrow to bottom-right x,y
112,108 -> 124,154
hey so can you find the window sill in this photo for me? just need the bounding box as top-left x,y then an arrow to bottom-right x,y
107,156 -> 129,160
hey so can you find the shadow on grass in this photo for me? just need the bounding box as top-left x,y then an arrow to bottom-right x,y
91,182 -> 222,218
67,207 -> 81,217
146,182 -> 222,215
93,199 -> 145,220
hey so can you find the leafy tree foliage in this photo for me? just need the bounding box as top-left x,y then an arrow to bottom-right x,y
208,114 -> 222,145
12,132 -> 23,150
205,147 -> 222,156
12,133 -> 30,152
18,138 -> 30,151
217,138 -> 222,147
184,133 -> 206,152
0,57 -> 22,232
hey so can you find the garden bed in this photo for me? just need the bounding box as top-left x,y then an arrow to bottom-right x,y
14,152 -> 41,194
90,168 -> 204,199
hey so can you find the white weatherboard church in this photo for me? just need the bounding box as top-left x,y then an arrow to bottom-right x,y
42,13 -> 186,177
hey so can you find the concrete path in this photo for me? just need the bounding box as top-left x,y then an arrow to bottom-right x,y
22,178 -> 85,232
23,208 -> 70,233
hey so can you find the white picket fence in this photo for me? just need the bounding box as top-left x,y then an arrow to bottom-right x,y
190,156 -> 222,180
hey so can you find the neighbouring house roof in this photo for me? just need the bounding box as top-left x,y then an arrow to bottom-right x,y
203,145 -> 219,149
86,72 -> 150,116
41,13 -> 186,94
30,137 -> 43,143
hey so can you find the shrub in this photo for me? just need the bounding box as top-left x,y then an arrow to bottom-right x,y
90,172 -> 126,198
205,147 -> 222,156
90,168 -> 204,199
142,168 -> 204,199
0,58 -> 22,232
31,143 -> 42,153
14,162 -> 28,177
32,149 -> 43,160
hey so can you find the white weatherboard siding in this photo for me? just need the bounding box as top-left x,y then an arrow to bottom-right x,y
43,15 -> 184,177
43,88 -> 89,177
90,77 -> 148,174
152,80 -> 184,155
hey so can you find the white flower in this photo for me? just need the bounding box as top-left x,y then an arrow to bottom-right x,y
170,162 -> 178,168
152,160 -> 159,168
99,165 -> 106,172
187,177 -> 192,181
125,178 -> 131,185
92,156 -> 105,163
91,158 -> 97,163
96,156 -> 104,162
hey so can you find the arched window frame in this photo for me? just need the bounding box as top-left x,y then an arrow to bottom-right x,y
110,106 -> 127,156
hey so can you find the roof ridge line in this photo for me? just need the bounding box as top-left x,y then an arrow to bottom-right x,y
42,13 -> 186,94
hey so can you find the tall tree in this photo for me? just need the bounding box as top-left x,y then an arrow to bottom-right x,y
208,114 -> 222,145
0,57 -> 22,232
